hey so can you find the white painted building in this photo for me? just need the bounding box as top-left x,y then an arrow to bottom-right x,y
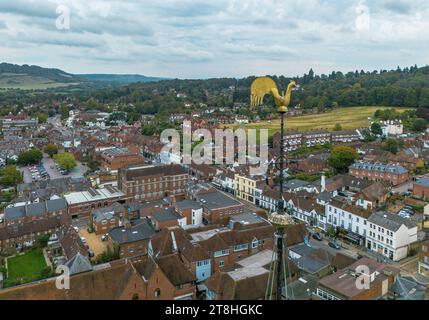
379,120 -> 403,137
366,211 -> 418,261
326,197 -> 370,238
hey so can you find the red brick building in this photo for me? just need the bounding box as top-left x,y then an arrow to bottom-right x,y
413,178 -> 429,199
349,161 -> 409,186
117,164 -> 188,201
195,189 -> 244,224
99,147 -> 145,172
64,186 -> 127,219
0,257 -> 196,300
0,199 -> 71,250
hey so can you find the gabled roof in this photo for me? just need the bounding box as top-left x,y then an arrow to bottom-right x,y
0,260 -> 140,300
64,252 -> 93,275
109,219 -> 156,244
156,254 -> 196,286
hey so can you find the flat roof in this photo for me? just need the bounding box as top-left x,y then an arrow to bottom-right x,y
196,191 -> 242,210
236,250 -> 274,269
228,267 -> 268,281
64,186 -> 124,205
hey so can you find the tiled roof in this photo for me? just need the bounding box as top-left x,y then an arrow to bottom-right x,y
350,161 -> 408,174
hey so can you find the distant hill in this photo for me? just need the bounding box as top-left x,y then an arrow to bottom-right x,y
0,62 -> 81,89
0,63 -> 166,89
78,74 -> 167,84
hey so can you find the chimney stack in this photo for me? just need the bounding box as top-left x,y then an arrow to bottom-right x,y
321,172 -> 326,192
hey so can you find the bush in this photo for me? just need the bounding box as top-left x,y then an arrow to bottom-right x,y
39,266 -> 54,279
35,234 -> 50,248
93,245 -> 120,265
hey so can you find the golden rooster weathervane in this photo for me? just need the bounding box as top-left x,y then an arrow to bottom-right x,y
250,77 -> 297,113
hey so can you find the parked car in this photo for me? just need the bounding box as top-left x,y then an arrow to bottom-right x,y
312,232 -> 323,241
87,227 -> 94,234
80,236 -> 87,244
73,226 -> 79,233
88,249 -> 94,258
328,240 -> 341,250
101,234 -> 109,241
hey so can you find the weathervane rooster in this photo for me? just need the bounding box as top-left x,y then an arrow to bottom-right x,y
250,77 -> 297,113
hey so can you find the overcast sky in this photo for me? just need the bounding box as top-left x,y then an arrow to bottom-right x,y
0,0 -> 428,78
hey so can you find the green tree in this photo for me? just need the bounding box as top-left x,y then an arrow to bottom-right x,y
412,118 -> 428,132
362,129 -> 375,142
382,139 -> 400,154
328,146 -> 358,173
38,113 -> 48,124
44,144 -> 59,158
17,149 -> 43,166
370,122 -> 383,136
35,234 -> 50,248
333,123 -> 342,131
327,226 -> 337,238
0,165 -> 23,187
54,152 -> 77,171
88,159 -> 100,172
59,105 -> 70,120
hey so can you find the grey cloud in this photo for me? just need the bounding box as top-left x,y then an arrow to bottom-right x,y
0,0 -> 428,78
0,0 -> 57,18
383,1 -> 412,15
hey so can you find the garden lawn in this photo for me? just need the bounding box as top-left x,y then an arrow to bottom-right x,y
224,106 -> 415,136
6,248 -> 47,285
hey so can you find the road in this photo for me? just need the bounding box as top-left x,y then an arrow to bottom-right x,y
19,167 -> 33,184
307,237 -> 359,259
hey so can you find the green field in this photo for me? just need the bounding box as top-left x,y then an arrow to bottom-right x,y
225,106 -> 414,136
0,73 -> 78,90
5,248 -> 47,286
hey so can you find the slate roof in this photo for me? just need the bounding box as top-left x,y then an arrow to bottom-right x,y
290,244 -> 334,274
64,252 -> 93,275
92,203 -> 123,223
284,179 -> 311,190
368,211 -> 416,231
392,276 -> 427,300
175,199 -> 202,211
109,219 -> 156,244
350,161 -> 408,174
152,207 -> 181,222
195,190 -> 242,210
415,177 -> 429,188
284,275 -> 319,300
5,199 -> 67,221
